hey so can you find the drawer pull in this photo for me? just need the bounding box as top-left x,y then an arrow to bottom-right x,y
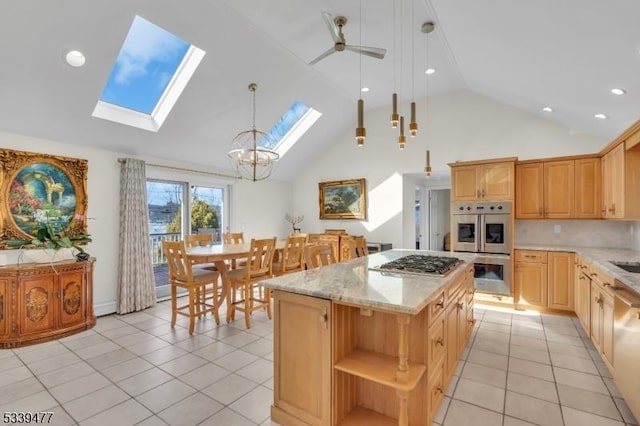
435,387 -> 444,395
590,272 -> 598,277
436,301 -> 444,309
457,302 -> 464,310
436,338 -> 444,347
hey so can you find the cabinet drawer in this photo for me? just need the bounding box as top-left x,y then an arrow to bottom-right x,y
428,314 -> 446,365
515,250 -> 547,263
589,266 -> 614,288
428,359 -> 446,421
428,291 -> 446,323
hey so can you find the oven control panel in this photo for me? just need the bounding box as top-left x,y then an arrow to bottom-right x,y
453,201 -> 511,215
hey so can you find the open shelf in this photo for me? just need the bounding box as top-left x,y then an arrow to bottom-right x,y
334,349 -> 427,392
338,406 -> 397,426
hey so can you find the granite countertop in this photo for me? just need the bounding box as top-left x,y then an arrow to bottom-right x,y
516,244 -> 640,295
261,249 -> 476,315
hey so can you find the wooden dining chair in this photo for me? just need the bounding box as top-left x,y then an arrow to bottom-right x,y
304,243 -> 337,269
272,234 -> 308,276
223,232 -> 246,269
186,233 -> 213,247
162,240 -> 220,334
226,237 -> 277,328
346,236 -> 369,259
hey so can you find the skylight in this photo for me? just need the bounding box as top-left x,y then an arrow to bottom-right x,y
92,15 -> 205,132
260,101 -> 321,157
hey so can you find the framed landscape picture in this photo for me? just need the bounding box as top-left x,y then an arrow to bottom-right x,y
319,178 -> 366,220
0,148 -> 88,248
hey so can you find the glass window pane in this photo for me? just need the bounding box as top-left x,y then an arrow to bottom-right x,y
190,185 -> 224,244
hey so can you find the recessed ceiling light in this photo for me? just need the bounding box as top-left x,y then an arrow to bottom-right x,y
65,50 -> 86,67
361,87 -> 370,93
425,68 -> 436,75
611,88 -> 626,95
542,107 -> 553,113
594,113 -> 608,120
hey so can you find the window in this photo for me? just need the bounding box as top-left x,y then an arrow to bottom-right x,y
260,101 -> 321,157
146,179 -> 226,299
92,15 -> 205,132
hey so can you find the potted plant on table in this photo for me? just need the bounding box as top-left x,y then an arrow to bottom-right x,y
5,222 -> 92,262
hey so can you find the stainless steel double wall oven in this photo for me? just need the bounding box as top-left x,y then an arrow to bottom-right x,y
452,201 -> 511,296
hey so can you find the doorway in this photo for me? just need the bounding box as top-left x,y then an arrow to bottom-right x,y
416,188 -> 450,251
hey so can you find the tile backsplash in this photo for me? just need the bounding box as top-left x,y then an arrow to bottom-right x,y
516,220 -> 640,250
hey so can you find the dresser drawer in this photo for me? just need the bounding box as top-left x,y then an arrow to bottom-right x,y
515,250 -> 547,263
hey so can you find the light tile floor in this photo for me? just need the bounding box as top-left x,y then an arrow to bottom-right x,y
1,301 -> 638,426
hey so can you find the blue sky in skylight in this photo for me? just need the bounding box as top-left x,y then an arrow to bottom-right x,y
260,101 -> 311,149
99,16 -> 191,114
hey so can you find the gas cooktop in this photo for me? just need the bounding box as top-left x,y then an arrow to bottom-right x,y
371,255 -> 461,277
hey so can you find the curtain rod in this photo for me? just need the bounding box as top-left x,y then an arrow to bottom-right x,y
117,158 -> 240,180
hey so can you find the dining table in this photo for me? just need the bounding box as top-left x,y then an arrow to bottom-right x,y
186,240 -> 286,321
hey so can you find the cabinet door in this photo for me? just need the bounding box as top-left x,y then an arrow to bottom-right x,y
0,279 -> 10,338
575,273 -> 591,335
445,301 -> 460,378
548,252 -> 575,311
515,261 -> 548,307
602,293 -> 614,367
481,162 -> 514,200
601,152 -> 612,218
59,270 -> 86,327
19,276 -> 56,335
544,160 -> 575,218
590,283 -> 602,351
575,158 -> 602,219
272,291 -> 330,426
451,165 -> 479,201
516,163 -> 544,218
611,144 -> 625,218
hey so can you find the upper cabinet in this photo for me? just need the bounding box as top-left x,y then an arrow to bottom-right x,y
601,144 -> 624,219
516,160 -> 575,219
450,158 -> 516,202
600,128 -> 640,220
575,158 -> 602,219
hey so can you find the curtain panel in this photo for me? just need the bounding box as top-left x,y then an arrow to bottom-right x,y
117,158 -> 156,313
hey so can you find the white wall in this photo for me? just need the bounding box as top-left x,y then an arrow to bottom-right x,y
292,90 -> 606,249
0,131 -> 291,315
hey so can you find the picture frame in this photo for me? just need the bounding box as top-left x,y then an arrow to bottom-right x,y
0,148 -> 88,248
318,178 -> 366,220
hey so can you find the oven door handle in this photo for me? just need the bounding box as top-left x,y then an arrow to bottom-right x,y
477,214 -> 484,253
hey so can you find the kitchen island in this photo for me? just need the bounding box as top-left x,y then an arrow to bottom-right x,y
261,249 -> 476,426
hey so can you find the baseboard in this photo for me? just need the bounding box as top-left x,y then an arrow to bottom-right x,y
94,300 -> 117,317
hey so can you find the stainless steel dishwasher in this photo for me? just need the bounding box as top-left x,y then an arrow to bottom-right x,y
613,282 -> 640,421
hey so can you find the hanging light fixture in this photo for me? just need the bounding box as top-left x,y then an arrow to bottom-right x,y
355,0 -> 366,146
409,0 -> 418,137
425,150 -> 432,177
390,0 -> 399,128
398,115 -> 406,149
227,83 -> 279,181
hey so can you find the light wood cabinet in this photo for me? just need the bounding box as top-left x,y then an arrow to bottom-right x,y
450,159 -> 515,201
575,158 -> 602,218
271,264 -> 475,425
516,160 -> 574,219
589,267 -> 615,368
547,252 -> 575,311
602,144 -> 625,219
271,291 -> 331,426
0,260 -> 95,348
515,250 -> 574,311
574,257 -> 591,335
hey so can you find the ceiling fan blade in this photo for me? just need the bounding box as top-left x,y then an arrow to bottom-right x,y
309,47 -> 337,65
321,12 -> 341,44
344,45 -> 386,60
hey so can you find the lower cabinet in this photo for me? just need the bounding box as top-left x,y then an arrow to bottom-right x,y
271,290 -> 331,426
574,259 -> 591,335
0,260 -> 95,348
515,250 -> 574,311
271,264 -> 475,425
590,271 -> 615,368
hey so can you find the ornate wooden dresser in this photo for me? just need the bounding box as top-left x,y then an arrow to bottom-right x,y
0,259 -> 95,348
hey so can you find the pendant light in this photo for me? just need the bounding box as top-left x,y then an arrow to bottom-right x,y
227,83 -> 279,181
409,0 -> 418,137
424,150 -> 432,177
390,0 -> 399,128
355,0 -> 365,146
398,116 -> 406,149
423,22 -> 435,177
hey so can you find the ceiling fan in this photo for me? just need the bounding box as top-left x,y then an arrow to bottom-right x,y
309,12 -> 387,65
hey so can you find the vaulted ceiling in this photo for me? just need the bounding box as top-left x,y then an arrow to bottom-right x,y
1,1 -> 638,180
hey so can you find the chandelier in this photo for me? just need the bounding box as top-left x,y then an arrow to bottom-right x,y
227,83 -> 279,181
